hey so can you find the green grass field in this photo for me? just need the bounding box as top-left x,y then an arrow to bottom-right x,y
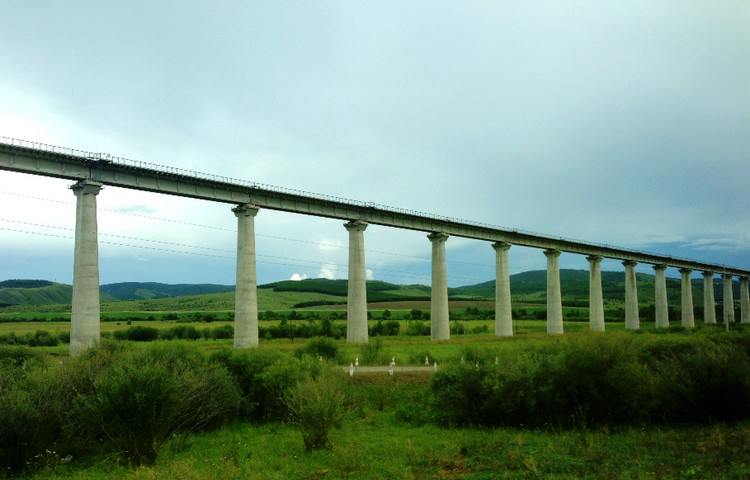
6,328 -> 749,480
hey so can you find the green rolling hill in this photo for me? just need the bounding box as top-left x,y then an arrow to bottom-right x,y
0,270 -> 739,311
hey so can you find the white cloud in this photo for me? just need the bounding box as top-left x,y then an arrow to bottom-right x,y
366,269 -> 374,281
317,263 -> 338,280
0,2 -> 748,285
290,273 -> 308,281
318,239 -> 344,252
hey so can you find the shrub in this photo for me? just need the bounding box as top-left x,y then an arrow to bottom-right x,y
72,343 -> 240,465
161,325 -> 202,340
293,337 -> 341,362
405,321 -> 430,336
210,348 -> 293,421
0,355 -> 67,475
359,338 -> 392,365
210,325 -> 234,339
285,371 -> 351,451
125,326 -> 159,342
431,335 -> 650,428
430,334 -> 750,429
648,341 -> 750,424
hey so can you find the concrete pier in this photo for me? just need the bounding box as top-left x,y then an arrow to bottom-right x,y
740,277 -> 750,323
654,264 -> 669,328
679,268 -> 695,328
623,260 -> 640,330
703,272 -> 716,324
69,180 -> 103,356
233,204 -> 260,348
492,242 -> 513,336
428,232 -> 450,340
545,249 -> 563,335
740,277 -> 750,324
587,255 -> 605,331
723,274 -> 735,324
345,220 -> 369,343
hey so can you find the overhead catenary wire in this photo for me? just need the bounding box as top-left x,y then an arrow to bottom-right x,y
0,224 -> 491,285
0,190 -> 494,266
0,190 -> 497,268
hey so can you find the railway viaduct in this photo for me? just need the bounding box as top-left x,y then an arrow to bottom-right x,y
2,137 -> 749,356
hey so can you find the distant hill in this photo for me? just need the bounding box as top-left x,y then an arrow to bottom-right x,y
0,270 -> 739,309
99,282 -> 236,301
0,280 -> 233,307
0,281 -> 118,307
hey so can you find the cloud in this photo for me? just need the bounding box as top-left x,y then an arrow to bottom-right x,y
317,263 -> 338,280
290,273 -> 308,281
366,269 -> 374,281
115,205 -> 159,215
0,2 -> 748,286
318,239 -> 344,252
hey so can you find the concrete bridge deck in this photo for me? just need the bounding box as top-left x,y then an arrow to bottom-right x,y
2,136 -> 749,355
1,138 -> 747,276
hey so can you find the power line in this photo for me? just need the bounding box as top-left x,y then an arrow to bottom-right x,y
0,190 -> 495,267
0,225 -> 492,284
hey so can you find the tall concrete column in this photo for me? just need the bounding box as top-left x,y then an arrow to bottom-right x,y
233,204 -> 260,348
544,249 -> 563,335
703,272 -> 716,324
428,232 -> 450,340
492,242 -> 513,336
679,268 -> 695,328
740,277 -> 750,324
587,255 -> 605,331
70,180 -> 103,356
623,260 -> 640,330
345,220 -> 369,344
723,274 -> 736,324
653,264 -> 669,329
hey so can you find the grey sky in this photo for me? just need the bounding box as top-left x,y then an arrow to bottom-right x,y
1,1 -> 748,287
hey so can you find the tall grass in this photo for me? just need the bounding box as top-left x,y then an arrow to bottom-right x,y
429,331 -> 750,429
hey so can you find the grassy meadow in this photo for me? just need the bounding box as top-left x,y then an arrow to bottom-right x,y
3,326 -> 750,479
2,273 -> 749,479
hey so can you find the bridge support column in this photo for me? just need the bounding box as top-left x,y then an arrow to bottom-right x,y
233,204 -> 260,348
654,264 -> 669,328
703,272 -> 716,324
492,242 -> 513,336
587,255 -> 605,331
545,249 -> 563,335
428,232 -> 450,340
679,268 -> 695,328
70,180 -> 103,356
740,277 -> 750,324
623,260 -> 639,330
723,274 -> 735,324
345,220 -> 369,343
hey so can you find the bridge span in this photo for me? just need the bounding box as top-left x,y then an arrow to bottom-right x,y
2,137 -> 749,355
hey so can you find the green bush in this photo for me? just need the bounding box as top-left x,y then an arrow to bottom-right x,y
160,325 -> 202,341
430,334 -> 750,429
293,337 -> 341,362
210,348 -> 295,421
285,371 -> 352,451
404,320 -> 430,336
72,343 -> 240,465
210,325 -> 234,339
359,338 -> 392,365
648,342 -> 750,424
125,326 -> 159,342
0,355 -> 68,475
0,330 -> 68,347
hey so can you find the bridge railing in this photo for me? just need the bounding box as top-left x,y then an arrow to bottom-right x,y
0,136 -> 728,271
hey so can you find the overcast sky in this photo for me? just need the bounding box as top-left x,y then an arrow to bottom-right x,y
1,1 -> 748,287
